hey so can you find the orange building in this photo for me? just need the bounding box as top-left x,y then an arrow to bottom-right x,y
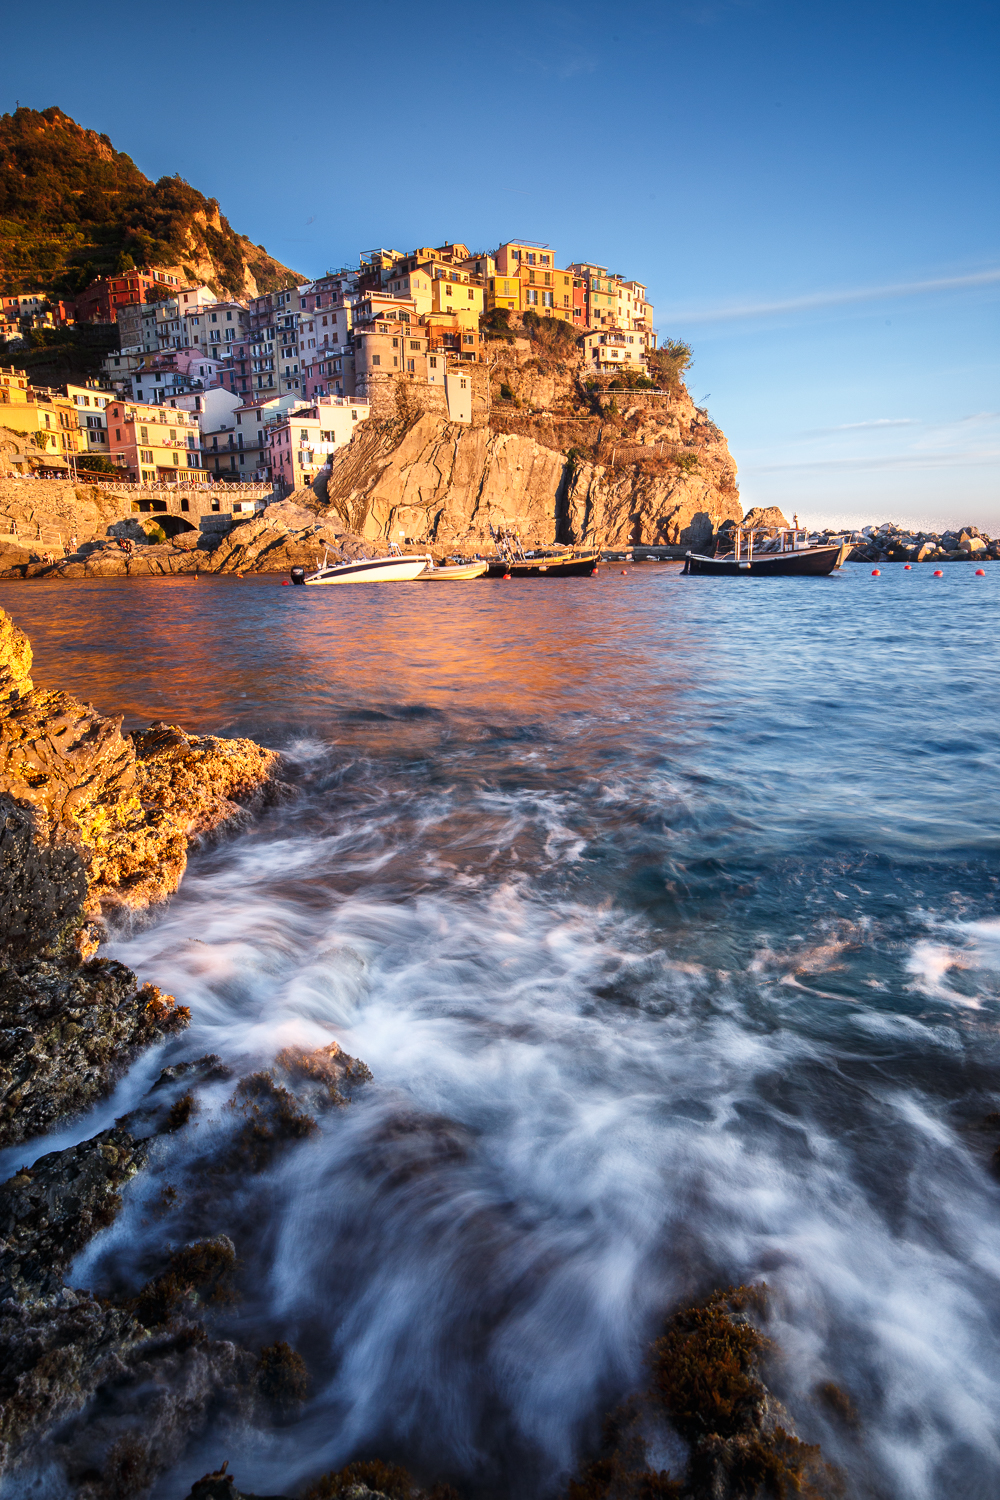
105,397 -> 202,483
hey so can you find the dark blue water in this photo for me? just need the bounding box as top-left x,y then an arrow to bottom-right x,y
3,564 -> 1000,1500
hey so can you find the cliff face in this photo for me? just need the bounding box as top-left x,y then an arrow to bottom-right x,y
321,340 -> 741,550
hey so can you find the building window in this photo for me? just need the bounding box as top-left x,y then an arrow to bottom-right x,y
407,359 -> 415,372
372,355 -> 381,366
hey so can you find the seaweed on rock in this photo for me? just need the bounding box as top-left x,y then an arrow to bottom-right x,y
566,1286 -> 842,1500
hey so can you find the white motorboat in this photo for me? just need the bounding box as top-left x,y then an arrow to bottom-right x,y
291,545 -> 432,586
415,560 -> 488,580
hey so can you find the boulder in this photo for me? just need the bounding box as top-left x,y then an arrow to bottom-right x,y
0,957 -> 188,1146
0,1123 -> 149,1302
743,505 -> 790,529
0,608 -> 33,699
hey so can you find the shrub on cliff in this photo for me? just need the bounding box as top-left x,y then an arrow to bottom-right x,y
648,340 -> 693,393
481,306 -> 514,342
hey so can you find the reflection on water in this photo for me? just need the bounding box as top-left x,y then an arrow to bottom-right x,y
3,567 -> 1000,1500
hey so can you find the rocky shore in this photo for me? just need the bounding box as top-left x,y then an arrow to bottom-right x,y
0,606 -> 843,1500
841,521 -> 998,563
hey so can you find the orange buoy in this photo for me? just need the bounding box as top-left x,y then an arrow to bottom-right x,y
590,568 -> 598,576
976,568 -> 986,576
503,573 -> 511,580
621,569 -> 627,575
871,569 -> 880,576
933,569 -> 943,577
904,564 -> 912,570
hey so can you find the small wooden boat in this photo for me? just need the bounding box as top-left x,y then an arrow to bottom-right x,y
416,560 -> 488,580
683,527 -> 847,577
483,523 -> 599,578
484,550 -> 600,578
292,544 -> 431,585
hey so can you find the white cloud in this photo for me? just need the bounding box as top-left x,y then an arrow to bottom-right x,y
666,267 -> 1000,324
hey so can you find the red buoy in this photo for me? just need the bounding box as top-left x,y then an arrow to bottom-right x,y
871,569 -> 880,576
976,568 -> 986,576
281,579 -> 289,586
590,568 -> 598,576
904,564 -> 912,570
621,569 -> 627,575
933,569 -> 943,577
503,573 -> 511,580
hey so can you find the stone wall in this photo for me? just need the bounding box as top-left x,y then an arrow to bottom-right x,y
0,479 -> 271,563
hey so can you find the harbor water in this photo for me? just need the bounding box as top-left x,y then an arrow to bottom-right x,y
2,563 -> 999,1500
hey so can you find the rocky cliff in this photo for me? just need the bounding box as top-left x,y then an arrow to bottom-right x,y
322,339 -> 742,551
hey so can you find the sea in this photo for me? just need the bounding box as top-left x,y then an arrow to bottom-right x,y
2,562 -> 999,1500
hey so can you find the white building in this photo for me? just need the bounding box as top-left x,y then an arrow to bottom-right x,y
268,395 -> 370,491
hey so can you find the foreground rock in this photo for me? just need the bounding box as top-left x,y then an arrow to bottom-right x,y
0,1047 -> 372,1493
566,1285 -> 842,1500
0,606 -> 283,1147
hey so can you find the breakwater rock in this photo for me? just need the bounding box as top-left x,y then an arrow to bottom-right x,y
846,522 -> 999,563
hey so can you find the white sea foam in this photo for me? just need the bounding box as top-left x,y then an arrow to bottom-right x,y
68,819 -> 1000,1500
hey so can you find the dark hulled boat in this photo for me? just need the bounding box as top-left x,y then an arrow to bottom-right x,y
683,527 -> 849,577
484,550 -> 600,578
484,524 -> 599,577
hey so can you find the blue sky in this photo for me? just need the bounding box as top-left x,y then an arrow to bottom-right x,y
5,0 -> 998,528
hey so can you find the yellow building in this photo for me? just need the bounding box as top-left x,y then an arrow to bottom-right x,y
0,367 -> 80,467
519,265 -> 574,323
495,241 -> 557,276
486,275 -> 522,313
430,274 -> 483,319
383,264 -> 436,315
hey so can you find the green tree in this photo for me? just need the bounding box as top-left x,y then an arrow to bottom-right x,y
648,339 -> 693,392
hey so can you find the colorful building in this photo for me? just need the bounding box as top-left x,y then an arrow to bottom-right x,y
486,275 -> 522,314
268,395 -> 371,491
105,398 -> 202,483
495,241 -> 556,276
75,269 -> 181,324
66,383 -> 111,454
581,329 -> 649,373
0,367 -> 80,470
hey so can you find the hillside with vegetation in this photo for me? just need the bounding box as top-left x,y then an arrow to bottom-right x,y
0,106 -> 303,299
